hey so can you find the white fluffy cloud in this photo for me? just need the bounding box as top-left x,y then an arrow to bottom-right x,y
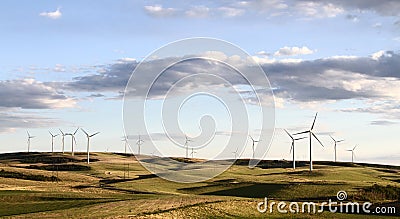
274,46 -> 315,56
39,7 -> 62,19
144,5 -> 177,17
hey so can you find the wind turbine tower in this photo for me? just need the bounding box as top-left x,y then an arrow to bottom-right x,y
49,131 -> 59,154
27,131 -> 35,153
284,129 -> 306,169
347,145 -> 357,163
249,135 -> 260,159
137,135 -> 144,155
81,128 -> 99,164
329,135 -> 344,162
293,113 -> 324,172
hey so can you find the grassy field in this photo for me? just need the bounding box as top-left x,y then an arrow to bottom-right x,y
0,152 -> 398,218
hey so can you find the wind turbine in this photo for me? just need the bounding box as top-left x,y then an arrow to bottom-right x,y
122,136 -> 129,155
27,131 -> 35,153
329,135 -> 344,162
66,128 -> 79,156
249,135 -> 260,159
190,148 -> 197,158
59,129 -> 66,154
136,135 -> 144,155
81,128 -> 99,164
184,135 -> 192,158
284,129 -> 307,169
49,131 -> 59,154
232,147 -> 239,159
293,113 -> 324,172
347,145 -> 357,163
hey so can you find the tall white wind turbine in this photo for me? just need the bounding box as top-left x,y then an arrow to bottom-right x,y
190,148 -> 197,158
249,135 -> 260,159
66,128 -> 79,156
284,129 -> 307,169
329,135 -> 344,162
81,128 -> 99,164
293,113 -> 324,172
49,131 -> 59,154
347,145 -> 357,163
232,147 -> 239,159
184,135 -> 192,158
27,131 -> 35,153
136,135 -> 144,155
59,129 -> 66,154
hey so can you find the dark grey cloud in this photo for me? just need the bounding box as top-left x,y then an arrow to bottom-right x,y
63,51 -> 400,105
0,79 -> 75,109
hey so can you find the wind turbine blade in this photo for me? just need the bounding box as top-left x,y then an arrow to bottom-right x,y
329,135 -> 335,142
311,112 -> 318,130
90,132 -> 100,137
346,149 -> 352,151
59,129 -> 64,135
284,129 -> 294,140
27,131 -> 30,137
289,143 -> 293,154
294,137 -> 307,141
81,128 -> 88,136
353,145 -> 357,150
312,132 -> 324,147
49,131 -> 53,136
54,134 -> 59,137
293,131 -> 309,135
73,127 -> 79,135
337,140 -> 344,143
249,135 -> 254,141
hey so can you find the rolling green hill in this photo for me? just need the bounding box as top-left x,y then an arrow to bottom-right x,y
0,152 -> 398,218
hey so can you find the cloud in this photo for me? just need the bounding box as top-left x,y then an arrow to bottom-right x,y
0,79 -> 76,109
346,14 -> 359,22
0,111 -> 61,133
218,7 -> 245,17
185,6 -> 210,18
273,46 -> 315,56
370,120 -> 398,126
60,50 -> 400,120
39,7 -> 62,19
310,0 -> 400,16
144,5 -> 177,17
295,2 -> 344,18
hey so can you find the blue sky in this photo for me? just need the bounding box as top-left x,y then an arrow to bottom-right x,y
1,0 -> 400,165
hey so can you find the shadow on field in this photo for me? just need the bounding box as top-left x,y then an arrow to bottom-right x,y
0,152 -> 97,164
202,183 -> 287,198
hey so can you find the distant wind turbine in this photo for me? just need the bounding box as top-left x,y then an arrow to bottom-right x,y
284,129 -> 307,169
184,135 -> 192,158
49,131 -> 59,154
66,128 -> 79,156
249,135 -> 260,159
27,131 -> 35,153
329,135 -> 344,162
293,113 -> 324,172
59,129 -> 66,154
347,145 -> 357,163
232,147 -> 239,159
81,128 -> 99,164
136,135 -> 144,155
190,148 -> 197,158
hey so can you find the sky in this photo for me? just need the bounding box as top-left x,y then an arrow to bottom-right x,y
1,0 -> 400,166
